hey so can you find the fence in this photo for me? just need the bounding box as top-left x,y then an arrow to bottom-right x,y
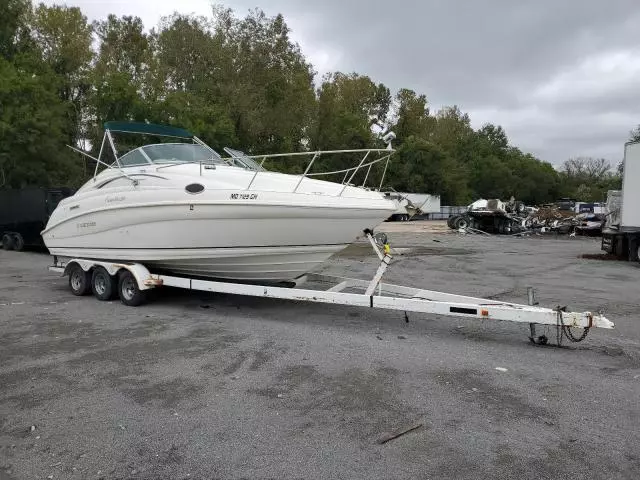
428,205 -> 467,220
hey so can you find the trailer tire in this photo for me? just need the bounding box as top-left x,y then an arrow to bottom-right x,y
2,233 -> 14,250
68,264 -> 91,296
453,216 -> 469,229
118,270 -> 146,307
447,216 -> 456,229
628,236 -> 640,262
12,233 -> 24,251
91,266 -> 117,301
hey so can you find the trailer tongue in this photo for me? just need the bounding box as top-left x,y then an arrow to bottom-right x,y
49,232 -> 614,346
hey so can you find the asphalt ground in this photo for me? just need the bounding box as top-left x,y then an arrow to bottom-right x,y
1,223 -> 639,479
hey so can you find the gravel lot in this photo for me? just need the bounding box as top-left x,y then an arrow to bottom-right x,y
1,223 -> 639,479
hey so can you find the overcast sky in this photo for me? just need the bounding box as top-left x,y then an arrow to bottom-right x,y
43,0 -> 640,166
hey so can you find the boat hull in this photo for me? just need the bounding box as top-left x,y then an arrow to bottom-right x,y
42,163 -> 396,282
43,200 -> 391,281
49,244 -> 346,282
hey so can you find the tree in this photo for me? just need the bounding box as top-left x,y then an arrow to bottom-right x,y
559,157 -> 621,202
387,137 -> 469,204
392,88 -> 431,144
88,14 -> 154,151
0,0 -> 614,201
509,151 -> 559,204
0,0 -> 32,61
476,123 -> 508,154
314,72 -> 390,150
29,4 -> 93,146
562,157 -> 610,180
0,57 -> 82,187
214,9 -> 317,153
429,106 -> 474,154
630,125 -> 640,142
0,0 -> 84,188
153,9 -> 317,155
468,155 -> 514,199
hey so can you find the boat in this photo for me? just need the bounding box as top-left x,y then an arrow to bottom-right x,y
41,122 -> 397,282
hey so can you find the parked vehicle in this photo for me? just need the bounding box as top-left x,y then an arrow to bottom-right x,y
601,141 -> 640,259
446,197 -> 527,234
1,188 -> 74,250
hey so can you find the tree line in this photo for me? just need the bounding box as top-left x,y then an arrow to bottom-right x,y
0,1 -> 628,204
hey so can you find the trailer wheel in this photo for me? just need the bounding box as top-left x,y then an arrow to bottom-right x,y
446,216 -> 456,229
118,270 -> 146,307
2,233 -> 14,250
12,233 -> 24,251
453,216 -> 469,229
68,264 -> 91,296
91,266 -> 117,301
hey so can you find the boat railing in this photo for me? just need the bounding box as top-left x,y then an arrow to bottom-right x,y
238,148 -> 395,196
67,122 -> 395,196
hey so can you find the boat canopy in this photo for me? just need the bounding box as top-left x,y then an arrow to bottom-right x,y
103,121 -> 193,139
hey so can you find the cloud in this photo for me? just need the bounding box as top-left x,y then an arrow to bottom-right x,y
42,0 -> 640,164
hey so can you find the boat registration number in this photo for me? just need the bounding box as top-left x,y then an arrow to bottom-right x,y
230,193 -> 258,200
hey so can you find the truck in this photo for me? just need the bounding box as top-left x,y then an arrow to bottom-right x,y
0,187 -> 74,251
601,141 -> 640,260
447,197 -> 528,234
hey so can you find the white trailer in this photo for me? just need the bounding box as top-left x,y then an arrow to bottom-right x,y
49,233 -> 613,346
602,141 -> 640,259
384,192 -> 441,221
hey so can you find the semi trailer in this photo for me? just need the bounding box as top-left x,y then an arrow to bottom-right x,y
0,187 -> 74,251
601,141 -> 640,259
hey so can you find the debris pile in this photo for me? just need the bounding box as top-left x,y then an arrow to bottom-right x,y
527,207 -> 605,235
448,198 -> 606,236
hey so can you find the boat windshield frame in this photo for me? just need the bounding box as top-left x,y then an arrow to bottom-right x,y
67,122 -> 228,182
117,143 -> 227,167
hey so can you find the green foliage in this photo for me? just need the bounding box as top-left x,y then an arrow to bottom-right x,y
89,14 -> 152,140
388,137 -> 469,204
29,4 -> 93,145
314,72 -> 390,151
509,152 -> 560,205
0,57 -> 83,187
558,157 -> 621,202
392,88 -> 432,144
0,0 -> 32,60
0,1 -> 85,188
0,2 -> 627,203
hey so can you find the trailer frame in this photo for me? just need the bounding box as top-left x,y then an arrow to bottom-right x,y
48,233 -> 614,343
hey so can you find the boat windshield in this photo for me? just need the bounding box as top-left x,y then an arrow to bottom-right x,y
224,147 -> 266,171
140,144 -> 226,165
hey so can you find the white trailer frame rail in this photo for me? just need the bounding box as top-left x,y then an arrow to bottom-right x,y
48,234 -> 614,344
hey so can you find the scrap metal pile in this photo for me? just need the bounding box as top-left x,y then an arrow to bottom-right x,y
447,198 -> 606,236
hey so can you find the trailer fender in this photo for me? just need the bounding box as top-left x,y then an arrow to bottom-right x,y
61,260 -> 156,291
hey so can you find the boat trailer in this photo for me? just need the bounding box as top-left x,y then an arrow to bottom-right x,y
48,232 -> 614,346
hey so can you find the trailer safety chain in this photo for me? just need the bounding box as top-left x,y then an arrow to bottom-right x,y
555,308 -> 590,345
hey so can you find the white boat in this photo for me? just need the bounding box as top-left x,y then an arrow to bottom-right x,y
42,122 -> 397,282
